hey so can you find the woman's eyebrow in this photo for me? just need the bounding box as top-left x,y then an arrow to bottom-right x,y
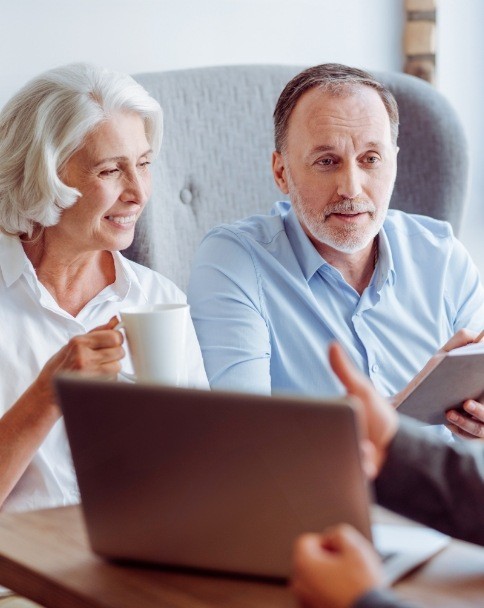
91,149 -> 154,168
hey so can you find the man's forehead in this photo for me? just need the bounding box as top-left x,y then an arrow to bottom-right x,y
288,85 -> 391,137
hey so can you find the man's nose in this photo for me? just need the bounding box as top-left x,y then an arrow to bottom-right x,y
336,164 -> 363,200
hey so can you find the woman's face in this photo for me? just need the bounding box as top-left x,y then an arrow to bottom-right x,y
54,111 -> 153,254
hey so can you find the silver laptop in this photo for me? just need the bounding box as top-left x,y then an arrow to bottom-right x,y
55,376 -> 448,582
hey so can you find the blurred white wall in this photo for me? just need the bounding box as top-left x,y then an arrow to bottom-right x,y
0,0 -> 482,274
438,0 -> 484,278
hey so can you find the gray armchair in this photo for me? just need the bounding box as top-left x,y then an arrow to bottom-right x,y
126,65 -> 468,291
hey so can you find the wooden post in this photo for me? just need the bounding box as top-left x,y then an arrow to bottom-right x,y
404,0 -> 437,84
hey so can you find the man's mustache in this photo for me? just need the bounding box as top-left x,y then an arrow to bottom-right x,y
324,199 -> 376,218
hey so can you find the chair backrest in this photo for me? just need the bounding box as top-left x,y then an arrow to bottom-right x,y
126,65 -> 468,291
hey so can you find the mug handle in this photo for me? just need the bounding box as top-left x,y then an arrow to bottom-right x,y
114,321 -> 137,382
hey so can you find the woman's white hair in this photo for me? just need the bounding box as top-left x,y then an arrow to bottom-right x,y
0,63 -> 163,236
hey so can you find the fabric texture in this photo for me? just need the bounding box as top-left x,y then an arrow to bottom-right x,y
0,233 -> 207,513
187,203 -> 484,399
352,417 -> 484,608
376,416 -> 484,545
124,65 -> 468,292
354,588 -> 421,608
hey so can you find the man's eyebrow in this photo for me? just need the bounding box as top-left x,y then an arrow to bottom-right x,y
311,145 -> 334,153
92,149 -> 153,168
311,141 -> 384,154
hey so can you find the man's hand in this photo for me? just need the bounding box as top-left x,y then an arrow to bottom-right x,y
329,342 -> 398,478
441,330 -> 484,439
391,329 -> 484,440
446,400 -> 484,439
291,525 -> 384,608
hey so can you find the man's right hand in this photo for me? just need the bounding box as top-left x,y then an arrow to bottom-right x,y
291,525 -> 384,608
328,342 -> 398,479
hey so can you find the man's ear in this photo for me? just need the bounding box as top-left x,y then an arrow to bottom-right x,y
272,151 -> 290,194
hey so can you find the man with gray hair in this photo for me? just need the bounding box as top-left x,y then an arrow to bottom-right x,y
188,63 -> 484,438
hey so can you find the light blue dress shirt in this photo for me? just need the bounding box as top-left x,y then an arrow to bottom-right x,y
188,203 -> 484,399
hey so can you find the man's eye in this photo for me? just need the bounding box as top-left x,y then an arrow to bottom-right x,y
366,155 -> 380,164
139,161 -> 151,169
317,158 -> 334,166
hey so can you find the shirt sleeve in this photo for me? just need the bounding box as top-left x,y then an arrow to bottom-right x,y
188,226 -> 272,394
446,236 -> 484,333
184,315 -> 210,389
375,416 -> 484,545
354,588 -> 422,608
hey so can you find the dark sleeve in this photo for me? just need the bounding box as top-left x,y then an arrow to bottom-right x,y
354,588 -> 422,608
375,416 -> 484,545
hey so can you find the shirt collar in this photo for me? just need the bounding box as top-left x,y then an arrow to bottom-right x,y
109,251 -> 132,300
0,232 -> 136,305
375,220 -> 396,288
279,203 -> 327,281
278,202 -> 396,287
0,233 -> 31,287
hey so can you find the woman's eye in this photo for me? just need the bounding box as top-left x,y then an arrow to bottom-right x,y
100,168 -> 120,176
317,158 -> 334,166
139,161 -> 151,169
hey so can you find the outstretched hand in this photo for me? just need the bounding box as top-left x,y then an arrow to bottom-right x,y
329,342 -> 398,478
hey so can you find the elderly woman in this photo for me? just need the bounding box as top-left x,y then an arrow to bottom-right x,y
0,63 -> 207,514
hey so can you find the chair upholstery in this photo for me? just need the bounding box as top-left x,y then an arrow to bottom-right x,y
126,65 -> 468,291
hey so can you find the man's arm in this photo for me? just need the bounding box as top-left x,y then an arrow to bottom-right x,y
290,344 -> 484,608
292,528 -> 422,608
329,342 -> 484,545
376,417 -> 484,545
187,227 -> 272,394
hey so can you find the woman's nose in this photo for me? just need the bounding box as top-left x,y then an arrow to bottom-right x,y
120,170 -> 151,205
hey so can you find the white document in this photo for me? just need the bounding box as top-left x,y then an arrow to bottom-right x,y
373,523 -> 450,585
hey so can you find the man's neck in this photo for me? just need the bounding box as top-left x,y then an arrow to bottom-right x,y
316,239 -> 378,295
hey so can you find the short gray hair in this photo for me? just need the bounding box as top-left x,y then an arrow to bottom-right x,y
274,63 -> 399,152
0,63 -> 163,236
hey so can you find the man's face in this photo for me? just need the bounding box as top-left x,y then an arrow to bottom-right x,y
272,85 -> 398,256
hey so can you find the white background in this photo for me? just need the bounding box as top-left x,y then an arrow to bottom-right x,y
1,0 -> 483,274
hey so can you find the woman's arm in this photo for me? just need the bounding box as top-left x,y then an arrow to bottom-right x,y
0,318 -> 124,507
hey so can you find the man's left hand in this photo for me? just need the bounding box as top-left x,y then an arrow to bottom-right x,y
291,525 -> 384,608
446,399 -> 484,439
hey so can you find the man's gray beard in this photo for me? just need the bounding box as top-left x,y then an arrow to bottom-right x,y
291,192 -> 386,254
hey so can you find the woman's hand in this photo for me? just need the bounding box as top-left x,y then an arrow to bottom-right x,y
0,316 -> 125,507
31,316 -> 125,415
291,525 -> 384,608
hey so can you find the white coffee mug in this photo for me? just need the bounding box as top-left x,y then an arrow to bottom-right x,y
116,303 -> 189,385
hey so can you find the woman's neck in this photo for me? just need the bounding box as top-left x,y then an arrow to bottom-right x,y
21,229 -> 116,317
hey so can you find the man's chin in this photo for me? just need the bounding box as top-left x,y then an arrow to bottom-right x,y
314,231 -> 377,255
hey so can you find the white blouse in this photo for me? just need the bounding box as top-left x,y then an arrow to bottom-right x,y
0,233 -> 208,513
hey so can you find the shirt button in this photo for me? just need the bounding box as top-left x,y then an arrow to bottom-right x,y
371,363 -> 380,373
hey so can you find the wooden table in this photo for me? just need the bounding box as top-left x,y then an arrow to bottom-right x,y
0,506 -> 483,608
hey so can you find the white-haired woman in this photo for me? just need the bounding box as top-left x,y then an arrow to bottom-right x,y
0,64 -> 207,514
